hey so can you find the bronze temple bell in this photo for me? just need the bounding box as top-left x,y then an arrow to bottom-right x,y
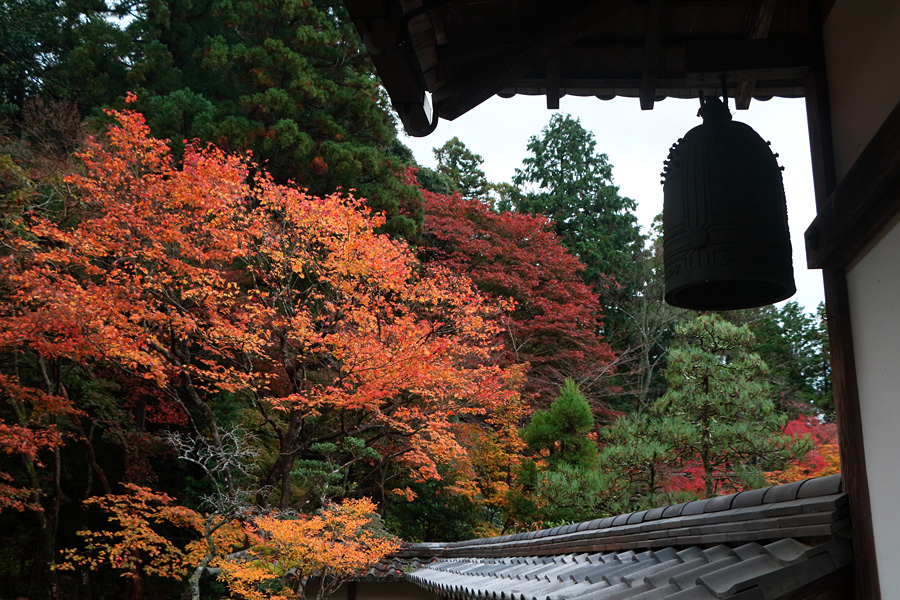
662,94 -> 796,310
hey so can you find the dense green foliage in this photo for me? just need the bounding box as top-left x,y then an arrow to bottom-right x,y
135,0 -> 421,236
0,0 -> 136,116
507,380 -> 609,528
657,314 -> 799,497
1,0 -> 423,237
433,136 -> 490,200
746,302 -> 832,418
601,314 -> 803,502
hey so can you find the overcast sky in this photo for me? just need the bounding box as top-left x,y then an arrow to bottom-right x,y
401,94 -> 825,313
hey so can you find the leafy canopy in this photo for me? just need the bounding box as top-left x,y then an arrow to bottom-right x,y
655,314 -> 800,498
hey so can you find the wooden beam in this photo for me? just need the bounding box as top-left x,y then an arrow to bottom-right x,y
436,35 -> 533,65
639,0 -> 664,110
803,1 -> 881,597
431,0 -> 623,120
546,56 -> 560,109
805,96 -> 900,269
685,38 -> 809,75
437,39 -> 807,120
735,0 -> 778,109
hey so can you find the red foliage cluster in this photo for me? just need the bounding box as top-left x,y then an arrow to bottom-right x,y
766,416 -> 840,485
414,171 -> 618,417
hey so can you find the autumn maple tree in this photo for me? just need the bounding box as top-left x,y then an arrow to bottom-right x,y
0,102 -> 527,596
416,175 -> 617,416
219,498 -> 400,600
58,485 -> 211,582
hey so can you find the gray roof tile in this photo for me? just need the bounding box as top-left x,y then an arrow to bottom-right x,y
661,503 -> 688,519
762,481 -> 805,504
697,552 -> 783,595
612,513 -> 632,526
731,487 -> 769,509
705,493 -> 737,512
405,476 -> 851,600
681,499 -> 711,516
645,507 -> 667,521
669,555 -> 741,589
644,557 -> 710,588
660,587 -> 719,600
732,543 -> 765,561
796,474 -> 842,498
620,558 -> 685,586
626,583 -> 682,600
676,547 -> 705,562
650,548 -> 680,563
628,510 -> 650,524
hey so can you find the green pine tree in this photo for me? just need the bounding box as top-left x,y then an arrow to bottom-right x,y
657,314 -> 801,498
511,380 -> 607,527
522,379 -> 597,470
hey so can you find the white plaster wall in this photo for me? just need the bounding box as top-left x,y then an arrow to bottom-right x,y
847,218 -> 900,598
823,0 -> 900,179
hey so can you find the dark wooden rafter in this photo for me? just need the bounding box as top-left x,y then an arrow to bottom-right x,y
430,0 -> 623,120
546,56 -> 561,109
685,38 -> 808,77
639,0 -> 664,110
805,96 -> 900,269
436,33 -> 532,65
734,0 -> 778,109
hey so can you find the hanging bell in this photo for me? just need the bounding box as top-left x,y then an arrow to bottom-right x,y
662,95 -> 796,310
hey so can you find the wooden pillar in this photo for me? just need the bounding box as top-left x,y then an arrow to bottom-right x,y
803,2 -> 880,598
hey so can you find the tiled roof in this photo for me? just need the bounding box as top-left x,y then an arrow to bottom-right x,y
355,556 -> 428,582
405,475 -> 851,600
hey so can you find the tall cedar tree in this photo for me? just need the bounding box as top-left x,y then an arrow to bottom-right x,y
512,114 -> 643,301
0,0 -> 137,117
135,0 -> 422,237
607,217 -> 689,409
745,302 -> 832,418
433,137 -> 490,200
416,172 -> 619,416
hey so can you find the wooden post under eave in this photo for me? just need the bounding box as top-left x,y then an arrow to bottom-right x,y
803,2 -> 880,597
